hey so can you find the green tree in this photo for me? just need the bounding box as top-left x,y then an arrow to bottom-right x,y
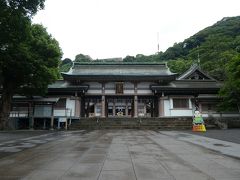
167,59 -> 193,74
75,54 -> 92,62
61,58 -> 72,65
60,58 -> 73,72
219,55 -> 240,111
0,0 -> 62,129
123,55 -> 135,62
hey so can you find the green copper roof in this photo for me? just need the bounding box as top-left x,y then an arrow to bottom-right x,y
62,63 -> 176,79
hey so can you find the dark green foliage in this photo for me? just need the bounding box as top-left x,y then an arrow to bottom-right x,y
0,0 -> 62,129
61,58 -> 72,65
59,58 -> 73,72
167,59 -> 193,74
1,23 -> 62,95
219,55 -> 240,111
19,24 -> 62,95
159,16 -> 240,80
122,52 -> 164,63
75,54 -> 92,62
123,55 -> 136,62
2,0 -> 45,16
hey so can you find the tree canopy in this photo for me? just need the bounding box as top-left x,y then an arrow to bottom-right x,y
75,54 -> 92,62
0,0 -> 62,129
59,58 -> 73,72
219,55 -> 240,111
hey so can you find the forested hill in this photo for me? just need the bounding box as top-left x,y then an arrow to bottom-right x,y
162,16 -> 240,80
60,16 -> 240,81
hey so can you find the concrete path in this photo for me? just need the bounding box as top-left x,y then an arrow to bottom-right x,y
0,130 -> 239,180
160,131 -> 240,159
186,129 -> 240,144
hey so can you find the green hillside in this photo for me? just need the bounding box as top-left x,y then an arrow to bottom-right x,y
162,16 -> 240,80
60,16 -> 240,81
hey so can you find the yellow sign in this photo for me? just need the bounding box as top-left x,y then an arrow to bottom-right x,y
192,124 -> 206,132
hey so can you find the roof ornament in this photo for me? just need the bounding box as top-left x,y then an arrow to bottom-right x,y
190,46 -> 201,69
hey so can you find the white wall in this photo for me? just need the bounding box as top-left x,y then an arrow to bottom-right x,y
85,81 -> 154,95
163,97 -> 194,117
66,98 -> 75,116
164,99 -> 171,116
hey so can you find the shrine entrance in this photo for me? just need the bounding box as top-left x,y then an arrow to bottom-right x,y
106,97 -> 133,117
82,96 -> 158,118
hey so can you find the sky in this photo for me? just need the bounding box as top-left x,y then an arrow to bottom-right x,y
33,0 -> 240,60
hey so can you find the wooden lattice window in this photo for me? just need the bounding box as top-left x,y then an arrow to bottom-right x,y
173,99 -> 189,109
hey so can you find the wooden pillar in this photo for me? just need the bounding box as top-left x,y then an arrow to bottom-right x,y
65,119 -> 68,130
113,102 -> 116,116
50,104 -> 54,130
29,102 -> 35,129
134,95 -> 138,117
126,104 -> 128,117
80,97 -> 85,117
134,82 -> 138,117
151,99 -> 154,117
159,94 -> 165,117
74,92 -> 81,118
79,96 -> 81,117
101,83 -> 106,117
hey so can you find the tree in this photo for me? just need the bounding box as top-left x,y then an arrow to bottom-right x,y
123,55 -> 135,62
1,0 -> 45,17
60,58 -> 73,72
0,0 -> 62,129
167,59 -> 193,74
75,54 -> 92,62
219,55 -> 240,111
61,58 -> 72,65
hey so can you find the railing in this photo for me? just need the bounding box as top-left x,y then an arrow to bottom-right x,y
9,107 -> 72,118
10,107 -> 31,118
9,111 -> 29,118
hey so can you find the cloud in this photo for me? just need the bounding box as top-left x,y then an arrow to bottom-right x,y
33,0 -> 240,59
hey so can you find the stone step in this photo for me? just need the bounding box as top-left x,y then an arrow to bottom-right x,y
69,117 -> 218,130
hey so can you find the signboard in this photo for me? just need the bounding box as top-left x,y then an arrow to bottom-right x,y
192,110 -> 206,132
116,82 -> 124,94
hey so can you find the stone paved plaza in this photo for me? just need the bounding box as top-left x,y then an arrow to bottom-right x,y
0,130 -> 240,180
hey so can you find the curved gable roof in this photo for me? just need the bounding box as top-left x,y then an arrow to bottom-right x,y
177,64 -> 216,81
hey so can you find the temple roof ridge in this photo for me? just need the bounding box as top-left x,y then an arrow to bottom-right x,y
61,62 -> 177,81
177,63 -> 216,81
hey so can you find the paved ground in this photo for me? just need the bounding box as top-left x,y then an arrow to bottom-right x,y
0,130 -> 240,180
186,129 -> 240,144
0,130 -> 53,143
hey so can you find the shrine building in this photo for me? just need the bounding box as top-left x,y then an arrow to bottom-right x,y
7,62 -> 239,129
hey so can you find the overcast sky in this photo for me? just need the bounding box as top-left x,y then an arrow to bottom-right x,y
33,0 -> 240,60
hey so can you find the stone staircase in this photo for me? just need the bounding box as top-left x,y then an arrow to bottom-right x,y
69,117 -> 200,130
